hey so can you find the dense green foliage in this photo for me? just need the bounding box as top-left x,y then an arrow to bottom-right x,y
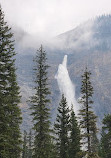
30,45 -> 52,158
100,114 -> 111,158
78,68 -> 99,158
54,94 -> 70,158
69,106 -> 81,158
54,95 -> 82,158
0,5 -> 22,158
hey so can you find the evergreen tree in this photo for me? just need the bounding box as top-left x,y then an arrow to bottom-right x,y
69,106 -> 81,158
78,68 -> 98,158
90,126 -> 99,157
54,94 -> 70,158
100,114 -> 111,158
0,5 -> 22,158
48,136 -> 58,158
30,45 -> 52,158
22,130 -> 28,158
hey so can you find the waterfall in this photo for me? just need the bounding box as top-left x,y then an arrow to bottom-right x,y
55,55 -> 78,114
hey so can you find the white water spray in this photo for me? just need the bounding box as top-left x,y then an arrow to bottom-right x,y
55,55 -> 78,114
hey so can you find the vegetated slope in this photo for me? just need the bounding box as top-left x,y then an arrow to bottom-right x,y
15,15 -> 111,130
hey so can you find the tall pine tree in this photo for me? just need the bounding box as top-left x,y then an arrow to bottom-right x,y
69,106 -> 81,158
30,45 -> 52,158
0,5 -> 22,158
78,68 -> 98,158
54,94 -> 70,158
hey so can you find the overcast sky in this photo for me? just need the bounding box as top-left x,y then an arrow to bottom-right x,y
1,0 -> 111,38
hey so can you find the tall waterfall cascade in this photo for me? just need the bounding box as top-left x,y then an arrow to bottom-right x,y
55,55 -> 78,114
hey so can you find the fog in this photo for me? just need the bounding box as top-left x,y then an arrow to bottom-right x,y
1,0 -> 111,38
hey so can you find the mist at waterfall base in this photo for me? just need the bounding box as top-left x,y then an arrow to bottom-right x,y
55,55 -> 78,114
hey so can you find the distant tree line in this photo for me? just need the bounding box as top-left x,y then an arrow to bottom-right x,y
0,4 -> 111,158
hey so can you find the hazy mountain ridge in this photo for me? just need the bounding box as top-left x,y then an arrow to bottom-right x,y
15,15 -> 111,130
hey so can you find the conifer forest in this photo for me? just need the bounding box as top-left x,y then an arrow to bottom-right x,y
0,3 -> 111,158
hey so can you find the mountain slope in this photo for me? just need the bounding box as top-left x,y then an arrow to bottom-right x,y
15,15 -> 111,130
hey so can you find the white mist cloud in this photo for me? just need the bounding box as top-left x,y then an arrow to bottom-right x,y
50,20 -> 95,51
1,0 -> 111,39
1,0 -> 111,51
55,55 -> 79,114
